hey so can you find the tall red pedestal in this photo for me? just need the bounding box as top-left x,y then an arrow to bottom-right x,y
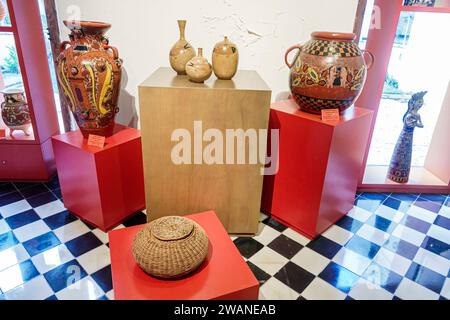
262,100 -> 373,239
109,211 -> 259,300
52,125 -> 146,231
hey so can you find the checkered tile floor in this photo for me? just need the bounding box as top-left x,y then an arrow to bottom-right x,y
0,178 -> 449,300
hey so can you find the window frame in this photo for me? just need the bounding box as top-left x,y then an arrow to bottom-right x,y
356,0 -> 450,193
0,0 -> 39,143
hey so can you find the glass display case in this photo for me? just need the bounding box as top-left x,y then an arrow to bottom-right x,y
0,0 -> 59,181
0,0 -> 35,141
356,0 -> 450,193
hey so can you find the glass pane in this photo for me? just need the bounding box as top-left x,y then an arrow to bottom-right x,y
358,0 -> 376,50
0,0 -> 11,27
0,32 -> 35,140
38,0 -> 67,133
366,11 -> 450,167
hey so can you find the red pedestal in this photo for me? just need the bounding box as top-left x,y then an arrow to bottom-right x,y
109,211 -> 259,300
0,140 -> 56,181
262,100 -> 373,239
52,125 -> 146,231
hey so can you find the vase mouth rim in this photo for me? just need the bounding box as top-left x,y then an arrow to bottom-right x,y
64,20 -> 111,34
312,32 -> 356,42
1,88 -> 24,95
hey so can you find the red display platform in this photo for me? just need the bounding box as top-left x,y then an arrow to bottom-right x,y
109,211 -> 259,300
262,100 -> 373,239
52,125 -> 145,231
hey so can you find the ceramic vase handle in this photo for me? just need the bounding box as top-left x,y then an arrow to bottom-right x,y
362,50 -> 375,70
60,41 -> 71,53
104,45 -> 120,60
285,44 -> 303,69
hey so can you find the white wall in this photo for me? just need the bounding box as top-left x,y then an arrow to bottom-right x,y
55,0 -> 359,127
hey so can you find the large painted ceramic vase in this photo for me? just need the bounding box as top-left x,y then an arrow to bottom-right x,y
1,88 -> 32,137
57,20 -> 122,138
285,32 -> 374,114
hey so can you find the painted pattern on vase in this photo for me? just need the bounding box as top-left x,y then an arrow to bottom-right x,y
170,20 -> 196,75
387,91 -> 427,184
285,32 -> 374,114
57,20 -> 122,138
212,36 -> 239,80
1,89 -> 32,137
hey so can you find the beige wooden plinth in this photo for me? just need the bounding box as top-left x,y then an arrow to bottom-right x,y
139,67 -> 272,234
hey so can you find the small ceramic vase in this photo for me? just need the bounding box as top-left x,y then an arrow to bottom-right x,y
1,88 -> 32,137
186,48 -> 213,83
212,36 -> 239,80
170,20 -> 196,75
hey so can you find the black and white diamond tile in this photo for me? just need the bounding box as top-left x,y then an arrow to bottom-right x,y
0,179 -> 449,300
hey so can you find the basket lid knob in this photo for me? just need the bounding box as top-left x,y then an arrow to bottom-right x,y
151,216 -> 194,241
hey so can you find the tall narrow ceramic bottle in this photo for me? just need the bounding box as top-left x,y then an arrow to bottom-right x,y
170,20 -> 196,75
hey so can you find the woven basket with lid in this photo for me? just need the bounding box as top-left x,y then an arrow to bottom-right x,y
132,216 -> 209,279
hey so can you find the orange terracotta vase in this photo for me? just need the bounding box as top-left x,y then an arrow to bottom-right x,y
285,32 -> 374,114
57,20 -> 122,138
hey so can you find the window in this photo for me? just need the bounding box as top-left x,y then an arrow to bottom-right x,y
0,0 -> 35,140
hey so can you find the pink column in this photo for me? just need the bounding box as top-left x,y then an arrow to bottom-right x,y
355,0 -> 403,184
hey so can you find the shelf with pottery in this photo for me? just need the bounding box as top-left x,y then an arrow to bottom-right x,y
0,0 -> 60,181
355,0 -> 450,194
260,32 -> 376,239
0,118 -> 36,142
138,20 -> 270,235
51,21 -> 147,231
139,67 -> 271,235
